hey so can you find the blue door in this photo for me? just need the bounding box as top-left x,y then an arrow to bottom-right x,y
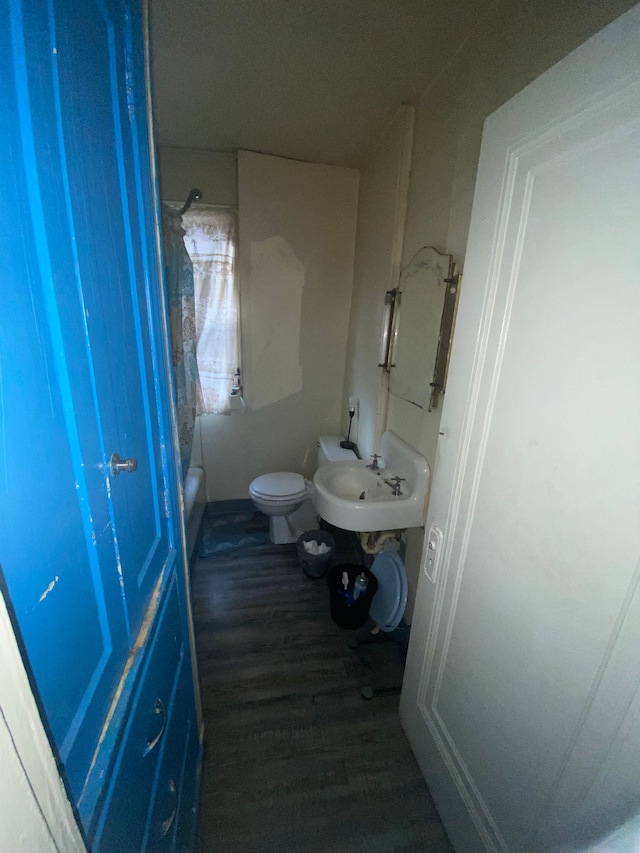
0,0 -> 182,813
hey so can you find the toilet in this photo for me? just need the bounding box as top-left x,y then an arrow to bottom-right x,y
249,436 -> 357,544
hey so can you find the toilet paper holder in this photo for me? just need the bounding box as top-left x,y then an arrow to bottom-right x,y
229,368 -> 246,411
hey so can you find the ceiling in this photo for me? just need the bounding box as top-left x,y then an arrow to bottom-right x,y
149,0 -> 492,169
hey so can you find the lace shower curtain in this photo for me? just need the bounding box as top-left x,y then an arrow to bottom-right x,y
161,206 -> 199,478
181,207 -> 238,415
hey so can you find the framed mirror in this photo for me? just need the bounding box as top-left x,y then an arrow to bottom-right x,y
387,246 -> 456,410
428,270 -> 461,410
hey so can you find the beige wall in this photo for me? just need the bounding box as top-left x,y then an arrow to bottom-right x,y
157,146 -> 237,206
341,106 -> 414,459
157,146 -> 358,499
156,1 -> 634,605
196,151 -> 359,500
348,0 -> 635,621
398,0 -> 636,478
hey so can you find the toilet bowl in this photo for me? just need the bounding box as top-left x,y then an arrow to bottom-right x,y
249,472 -> 313,544
249,436 -> 358,545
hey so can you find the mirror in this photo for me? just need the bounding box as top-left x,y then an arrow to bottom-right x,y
388,246 -> 455,410
428,270 -> 461,410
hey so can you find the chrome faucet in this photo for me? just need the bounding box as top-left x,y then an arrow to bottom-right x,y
367,454 -> 381,470
384,476 -> 406,496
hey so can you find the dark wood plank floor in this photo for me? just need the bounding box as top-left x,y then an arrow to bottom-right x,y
192,543 -> 453,853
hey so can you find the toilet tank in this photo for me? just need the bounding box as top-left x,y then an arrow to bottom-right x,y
317,436 -> 358,469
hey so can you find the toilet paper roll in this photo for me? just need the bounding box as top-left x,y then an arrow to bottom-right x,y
228,391 -> 246,411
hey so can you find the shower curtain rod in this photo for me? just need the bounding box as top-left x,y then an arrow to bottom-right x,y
179,187 -> 202,215
174,189 -> 236,213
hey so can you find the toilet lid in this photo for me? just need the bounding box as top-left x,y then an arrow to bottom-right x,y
369,551 -> 407,632
250,472 -> 307,499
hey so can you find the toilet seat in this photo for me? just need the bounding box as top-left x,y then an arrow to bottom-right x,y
369,551 -> 407,632
249,471 -> 314,545
249,472 -> 308,501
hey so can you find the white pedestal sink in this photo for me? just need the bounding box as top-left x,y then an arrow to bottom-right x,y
312,430 -> 430,531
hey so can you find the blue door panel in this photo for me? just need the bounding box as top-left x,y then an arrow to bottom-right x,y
0,0 -> 192,819
92,574 -> 184,853
44,0 -> 172,637
142,653 -> 191,853
0,301 -> 123,762
167,664 -> 201,853
1,0 -> 133,802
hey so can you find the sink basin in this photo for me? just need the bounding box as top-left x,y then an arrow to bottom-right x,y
312,430 -> 430,531
317,464 -> 386,502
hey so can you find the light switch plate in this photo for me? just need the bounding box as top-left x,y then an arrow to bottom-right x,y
424,524 -> 443,583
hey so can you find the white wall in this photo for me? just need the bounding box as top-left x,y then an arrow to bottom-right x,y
157,146 -> 237,206
340,106 -> 414,458
157,146 -> 358,499
401,7 -> 640,849
155,1 -> 634,576
0,590 -> 86,853
196,151 -> 359,500
397,0 -> 636,472
346,0 -> 636,622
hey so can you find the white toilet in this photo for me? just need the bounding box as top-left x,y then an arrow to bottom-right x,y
249,436 -> 357,544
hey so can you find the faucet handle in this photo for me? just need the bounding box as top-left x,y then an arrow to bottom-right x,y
367,454 -> 381,470
383,476 -> 406,496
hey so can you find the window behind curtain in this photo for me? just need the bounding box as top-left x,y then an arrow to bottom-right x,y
181,206 -> 239,415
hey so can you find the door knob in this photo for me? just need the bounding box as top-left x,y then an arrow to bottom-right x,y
109,453 -> 138,476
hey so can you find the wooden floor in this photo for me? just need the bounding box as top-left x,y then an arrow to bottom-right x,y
192,543 -> 453,853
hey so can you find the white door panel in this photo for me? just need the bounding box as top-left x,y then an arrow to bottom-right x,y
401,6 -> 640,852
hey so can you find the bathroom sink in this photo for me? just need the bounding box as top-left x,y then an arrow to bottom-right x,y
312,430 -> 430,531
317,464 -> 386,502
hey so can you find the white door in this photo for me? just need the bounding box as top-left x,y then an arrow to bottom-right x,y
400,6 -> 640,853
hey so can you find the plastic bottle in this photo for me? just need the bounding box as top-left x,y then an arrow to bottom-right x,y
353,571 -> 368,600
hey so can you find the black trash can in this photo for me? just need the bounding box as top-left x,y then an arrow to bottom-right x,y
327,564 -> 378,629
297,529 -> 335,578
